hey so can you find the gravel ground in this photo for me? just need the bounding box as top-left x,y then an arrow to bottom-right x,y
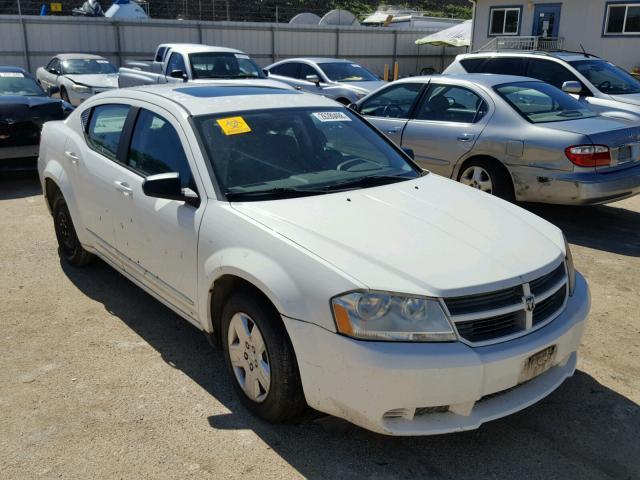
1,173 -> 639,480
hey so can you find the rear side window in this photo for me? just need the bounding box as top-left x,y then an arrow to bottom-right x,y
460,58 -> 486,73
526,59 -> 582,89
481,57 -> 526,76
416,84 -> 487,123
270,62 -> 299,78
359,83 -> 423,119
86,104 -> 130,160
127,109 -> 193,187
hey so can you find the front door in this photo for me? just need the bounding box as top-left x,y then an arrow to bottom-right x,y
111,106 -> 205,321
532,4 -> 561,38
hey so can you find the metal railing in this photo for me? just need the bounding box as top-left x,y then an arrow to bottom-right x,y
479,36 -> 564,52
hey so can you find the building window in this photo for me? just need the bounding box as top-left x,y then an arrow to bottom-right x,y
605,3 -> 640,34
489,7 -> 521,35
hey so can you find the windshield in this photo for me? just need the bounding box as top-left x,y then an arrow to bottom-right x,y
320,62 -> 379,82
569,59 -> 640,95
61,59 -> 117,75
194,107 -> 420,200
0,73 -> 44,96
189,52 -> 264,79
495,81 -> 598,123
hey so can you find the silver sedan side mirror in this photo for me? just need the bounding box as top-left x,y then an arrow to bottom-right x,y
306,74 -> 321,85
562,81 -> 583,95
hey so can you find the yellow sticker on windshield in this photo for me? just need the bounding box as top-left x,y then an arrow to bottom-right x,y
217,116 -> 251,135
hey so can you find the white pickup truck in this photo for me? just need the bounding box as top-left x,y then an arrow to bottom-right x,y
118,44 -> 288,89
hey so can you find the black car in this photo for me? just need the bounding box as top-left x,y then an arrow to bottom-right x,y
0,66 -> 73,171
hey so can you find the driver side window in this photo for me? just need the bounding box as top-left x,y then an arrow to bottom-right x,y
167,53 -> 186,74
359,83 -> 423,119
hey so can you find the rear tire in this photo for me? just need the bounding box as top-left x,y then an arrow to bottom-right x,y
52,194 -> 94,267
458,158 -> 514,201
221,291 -> 306,423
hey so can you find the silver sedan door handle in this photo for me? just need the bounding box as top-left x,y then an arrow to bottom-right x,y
457,133 -> 476,142
114,180 -> 133,196
65,150 -> 79,164
386,126 -> 402,135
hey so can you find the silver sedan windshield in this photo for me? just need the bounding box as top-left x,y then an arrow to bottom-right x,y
194,107 -> 419,199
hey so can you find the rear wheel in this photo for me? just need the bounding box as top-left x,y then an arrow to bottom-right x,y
221,291 -> 306,422
52,194 -> 94,267
458,158 -> 514,201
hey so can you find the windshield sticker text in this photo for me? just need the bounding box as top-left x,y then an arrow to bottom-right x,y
0,72 -> 24,77
312,112 -> 352,122
217,116 -> 252,135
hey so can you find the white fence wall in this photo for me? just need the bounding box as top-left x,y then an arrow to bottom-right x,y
0,15 -> 465,76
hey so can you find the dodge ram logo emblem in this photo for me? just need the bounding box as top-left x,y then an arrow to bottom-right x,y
524,295 -> 536,312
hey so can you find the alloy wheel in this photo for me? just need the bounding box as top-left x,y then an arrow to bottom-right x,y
460,166 -> 493,194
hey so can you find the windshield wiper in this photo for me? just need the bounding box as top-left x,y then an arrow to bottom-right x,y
558,110 -> 584,117
225,186 -> 329,200
319,174 -> 414,192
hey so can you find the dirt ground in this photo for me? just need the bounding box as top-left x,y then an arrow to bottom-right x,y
1,172 -> 639,479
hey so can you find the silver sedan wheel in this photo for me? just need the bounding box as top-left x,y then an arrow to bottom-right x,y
227,312 -> 271,403
460,166 -> 493,194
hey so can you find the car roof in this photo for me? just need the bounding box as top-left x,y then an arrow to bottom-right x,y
101,82 -> 340,116
459,51 -> 597,63
166,45 -> 245,55
394,73 -> 542,87
55,53 -> 108,61
0,66 -> 28,73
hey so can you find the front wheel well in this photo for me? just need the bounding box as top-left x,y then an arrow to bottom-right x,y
44,178 -> 62,213
209,275 -> 281,348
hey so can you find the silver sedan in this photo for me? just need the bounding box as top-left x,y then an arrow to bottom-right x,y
353,74 -> 640,205
265,57 -> 385,105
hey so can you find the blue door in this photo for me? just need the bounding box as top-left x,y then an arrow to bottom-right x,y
532,4 -> 562,37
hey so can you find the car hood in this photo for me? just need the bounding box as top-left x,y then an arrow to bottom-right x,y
64,74 -> 119,88
230,175 -> 564,297
339,80 -> 387,93
610,93 -> 640,107
0,95 -> 64,123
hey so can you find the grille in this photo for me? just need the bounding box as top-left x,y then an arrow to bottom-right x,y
444,262 -> 567,345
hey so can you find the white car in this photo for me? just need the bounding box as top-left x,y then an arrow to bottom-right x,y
36,54 -> 118,106
38,82 -> 590,436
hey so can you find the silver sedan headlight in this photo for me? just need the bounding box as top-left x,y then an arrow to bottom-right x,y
331,291 -> 456,342
563,234 -> 576,296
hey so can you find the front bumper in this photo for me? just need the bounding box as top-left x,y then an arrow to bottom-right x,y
283,273 -> 590,436
511,163 -> 640,205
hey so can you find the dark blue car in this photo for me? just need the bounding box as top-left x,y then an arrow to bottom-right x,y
0,66 -> 73,171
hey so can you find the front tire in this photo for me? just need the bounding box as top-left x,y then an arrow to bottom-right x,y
221,291 -> 306,422
52,194 -> 94,267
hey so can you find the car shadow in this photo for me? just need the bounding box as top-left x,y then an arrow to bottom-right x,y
61,259 -> 640,479
522,202 -> 640,257
0,172 -> 42,200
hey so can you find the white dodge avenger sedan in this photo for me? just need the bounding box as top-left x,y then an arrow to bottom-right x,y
38,83 -> 590,435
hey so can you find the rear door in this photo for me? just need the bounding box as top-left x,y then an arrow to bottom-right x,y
401,82 -> 491,177
110,106 -> 205,319
359,82 -> 425,145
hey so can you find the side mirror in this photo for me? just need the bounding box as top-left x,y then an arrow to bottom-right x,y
142,172 -> 200,207
263,68 -> 270,77
47,85 -> 60,96
347,102 -> 360,112
562,81 -> 583,95
306,74 -> 321,85
402,147 -> 415,160
170,69 -> 188,81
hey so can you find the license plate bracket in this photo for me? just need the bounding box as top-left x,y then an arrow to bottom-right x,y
519,345 -> 557,384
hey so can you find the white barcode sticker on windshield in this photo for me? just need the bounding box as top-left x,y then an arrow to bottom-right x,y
96,60 -> 109,64
313,112 -> 351,122
0,72 -> 24,77
235,53 -> 250,59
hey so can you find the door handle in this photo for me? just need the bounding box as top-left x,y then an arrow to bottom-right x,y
65,151 -> 79,164
386,127 -> 402,135
114,180 -> 133,196
457,133 -> 475,142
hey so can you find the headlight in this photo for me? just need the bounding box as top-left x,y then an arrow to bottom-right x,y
71,84 -> 91,93
563,234 -> 576,296
331,291 -> 456,342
